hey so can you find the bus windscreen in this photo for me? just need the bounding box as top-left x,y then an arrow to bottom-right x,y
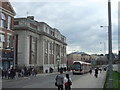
73,62 -> 81,70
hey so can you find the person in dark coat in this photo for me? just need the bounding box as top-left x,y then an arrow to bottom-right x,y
55,70 -> 64,90
94,67 -> 98,78
89,68 -> 92,74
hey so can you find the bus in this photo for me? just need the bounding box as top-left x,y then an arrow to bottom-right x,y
72,61 -> 91,74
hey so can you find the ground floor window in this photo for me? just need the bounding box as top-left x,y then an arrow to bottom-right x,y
2,61 -> 13,70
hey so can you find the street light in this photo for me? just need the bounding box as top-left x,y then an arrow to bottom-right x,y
56,55 -> 60,72
100,26 -> 108,28
108,0 -> 113,88
100,0 -> 113,88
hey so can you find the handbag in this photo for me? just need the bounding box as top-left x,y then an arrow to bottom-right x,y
55,82 -> 58,87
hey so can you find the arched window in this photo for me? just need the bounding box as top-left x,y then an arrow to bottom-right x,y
1,13 -> 6,28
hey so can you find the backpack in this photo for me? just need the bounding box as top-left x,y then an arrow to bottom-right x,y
64,78 -> 72,86
68,79 -> 72,85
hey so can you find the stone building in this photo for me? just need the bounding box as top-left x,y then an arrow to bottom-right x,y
67,52 -> 91,62
14,16 -> 67,72
67,52 -> 99,68
0,0 -> 16,69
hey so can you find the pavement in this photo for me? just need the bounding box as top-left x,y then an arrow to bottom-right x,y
2,71 -> 65,82
72,70 -> 107,88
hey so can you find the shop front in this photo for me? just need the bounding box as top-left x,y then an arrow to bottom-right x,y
2,51 -> 14,70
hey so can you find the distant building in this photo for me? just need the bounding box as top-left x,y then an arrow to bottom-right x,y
67,52 -> 91,61
67,52 -> 103,68
0,0 -> 16,69
14,16 -> 67,72
67,52 -> 93,68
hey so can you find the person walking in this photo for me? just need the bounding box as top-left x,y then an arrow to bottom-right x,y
64,74 -> 72,90
94,67 -> 98,78
55,70 -> 64,90
89,68 -> 92,74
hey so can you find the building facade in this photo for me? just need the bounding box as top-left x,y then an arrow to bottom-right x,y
14,16 -> 67,73
67,52 -> 99,69
0,1 -> 15,70
67,52 -> 91,62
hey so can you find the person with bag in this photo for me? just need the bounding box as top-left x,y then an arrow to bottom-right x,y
64,74 -> 72,90
55,70 -> 64,90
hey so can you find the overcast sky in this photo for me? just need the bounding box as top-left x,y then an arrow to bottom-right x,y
9,0 -> 119,54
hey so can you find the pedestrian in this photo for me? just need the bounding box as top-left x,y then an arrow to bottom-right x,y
64,74 -> 72,90
21,68 -> 25,77
2,69 -> 5,79
55,70 -> 64,90
104,67 -> 107,71
8,69 -> 11,79
89,68 -> 92,74
94,67 -> 98,78
4,70 -> 8,79
99,68 -> 102,73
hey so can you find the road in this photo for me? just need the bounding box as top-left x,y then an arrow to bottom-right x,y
2,64 -> 118,89
2,71 -> 82,88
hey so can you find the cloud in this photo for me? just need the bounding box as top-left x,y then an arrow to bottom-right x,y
10,0 -> 118,54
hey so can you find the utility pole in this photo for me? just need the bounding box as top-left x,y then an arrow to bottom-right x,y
108,0 -> 113,88
13,35 -> 16,69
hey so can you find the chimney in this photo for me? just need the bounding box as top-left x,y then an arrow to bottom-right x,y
27,16 -> 34,20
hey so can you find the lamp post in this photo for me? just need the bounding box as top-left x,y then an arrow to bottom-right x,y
56,55 -> 60,72
13,35 -> 16,69
108,0 -> 113,88
100,0 -> 113,88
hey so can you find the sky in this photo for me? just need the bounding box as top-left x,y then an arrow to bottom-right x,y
9,0 -> 119,54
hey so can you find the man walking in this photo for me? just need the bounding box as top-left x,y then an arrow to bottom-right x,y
94,67 -> 98,78
55,70 -> 64,90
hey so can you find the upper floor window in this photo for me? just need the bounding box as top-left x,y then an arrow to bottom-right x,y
0,33 -> 4,48
0,33 -> 5,42
0,13 -> 6,28
7,35 -> 11,48
7,16 -> 11,30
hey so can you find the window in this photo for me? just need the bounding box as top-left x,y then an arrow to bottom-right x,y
0,42 -> 3,48
7,35 -> 11,48
0,34 -> 4,48
7,16 -> 11,30
0,34 -> 5,42
0,13 -> 6,28
14,21 -> 19,25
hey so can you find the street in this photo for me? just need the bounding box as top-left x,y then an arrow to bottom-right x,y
2,70 -> 107,88
2,71 -> 77,88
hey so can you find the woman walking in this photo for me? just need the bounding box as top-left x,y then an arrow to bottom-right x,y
64,74 -> 72,90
